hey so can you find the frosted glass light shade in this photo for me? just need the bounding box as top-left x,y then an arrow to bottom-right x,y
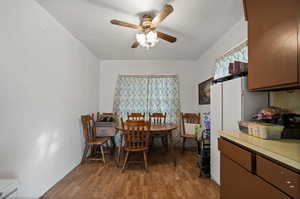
136,31 -> 159,50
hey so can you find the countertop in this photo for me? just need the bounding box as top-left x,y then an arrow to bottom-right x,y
219,131 -> 300,171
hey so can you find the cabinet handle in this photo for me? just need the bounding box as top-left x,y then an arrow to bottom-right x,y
285,181 -> 291,184
289,185 -> 295,189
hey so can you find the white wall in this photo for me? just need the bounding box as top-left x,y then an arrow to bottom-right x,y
195,19 -> 247,184
99,60 -> 199,113
196,19 -> 248,114
0,0 -> 99,198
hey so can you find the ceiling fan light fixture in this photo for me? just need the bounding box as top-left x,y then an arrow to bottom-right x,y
110,4 -> 176,49
136,31 -> 159,50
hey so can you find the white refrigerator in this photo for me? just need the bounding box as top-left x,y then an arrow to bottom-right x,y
210,77 -> 268,185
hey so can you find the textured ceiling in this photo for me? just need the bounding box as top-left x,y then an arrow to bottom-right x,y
36,0 -> 244,60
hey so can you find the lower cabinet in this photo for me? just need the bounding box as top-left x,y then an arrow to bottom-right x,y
256,156 -> 300,199
221,154 -> 290,199
219,138 -> 297,199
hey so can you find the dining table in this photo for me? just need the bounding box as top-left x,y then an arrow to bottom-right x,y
115,123 -> 178,167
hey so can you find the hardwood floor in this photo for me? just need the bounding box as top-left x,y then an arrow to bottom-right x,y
41,149 -> 220,199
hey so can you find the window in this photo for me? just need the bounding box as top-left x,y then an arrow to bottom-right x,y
113,75 -> 181,123
214,41 -> 248,80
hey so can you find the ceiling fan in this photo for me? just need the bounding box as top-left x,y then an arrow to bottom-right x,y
110,4 -> 177,49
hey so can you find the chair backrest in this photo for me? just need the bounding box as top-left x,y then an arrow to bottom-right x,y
181,113 -> 201,136
127,112 -> 145,120
97,112 -> 101,120
81,115 -> 96,143
149,112 -> 167,124
122,120 -> 150,151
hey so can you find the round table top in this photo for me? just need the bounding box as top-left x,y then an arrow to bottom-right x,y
115,123 -> 178,132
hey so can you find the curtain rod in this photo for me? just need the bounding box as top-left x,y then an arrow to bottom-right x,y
216,40 -> 248,61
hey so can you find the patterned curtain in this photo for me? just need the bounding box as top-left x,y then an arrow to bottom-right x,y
113,76 -> 149,120
113,75 -> 181,123
148,76 -> 181,123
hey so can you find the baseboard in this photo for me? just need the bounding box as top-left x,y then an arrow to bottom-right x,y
39,162 -> 81,199
211,179 -> 220,188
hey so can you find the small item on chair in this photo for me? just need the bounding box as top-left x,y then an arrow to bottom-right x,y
106,117 -> 113,122
99,116 -> 114,122
194,125 -> 200,138
184,123 -> 201,137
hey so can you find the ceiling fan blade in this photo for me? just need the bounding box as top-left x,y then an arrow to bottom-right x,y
111,19 -> 142,30
131,41 -> 139,48
151,4 -> 174,28
157,32 -> 177,43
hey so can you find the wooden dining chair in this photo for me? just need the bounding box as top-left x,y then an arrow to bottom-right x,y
149,113 -> 167,124
81,115 -> 110,164
149,113 -> 168,151
121,120 -> 150,172
181,113 -> 201,153
127,112 -> 145,121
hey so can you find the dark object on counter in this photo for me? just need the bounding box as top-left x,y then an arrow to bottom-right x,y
278,113 -> 300,139
251,106 -> 283,124
239,121 -> 250,133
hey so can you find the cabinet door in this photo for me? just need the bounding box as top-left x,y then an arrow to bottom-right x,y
221,154 -> 290,199
256,156 -> 300,199
246,0 -> 299,90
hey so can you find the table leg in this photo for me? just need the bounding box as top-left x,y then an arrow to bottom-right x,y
117,133 -> 123,167
169,131 -> 176,167
110,136 -> 116,150
164,136 -> 169,152
197,139 -> 201,154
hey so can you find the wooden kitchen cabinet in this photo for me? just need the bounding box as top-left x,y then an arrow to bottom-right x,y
256,156 -> 300,199
221,154 -> 290,199
218,137 -> 252,172
244,0 -> 300,90
219,138 -> 299,199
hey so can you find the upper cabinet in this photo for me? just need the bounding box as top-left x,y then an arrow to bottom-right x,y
244,0 -> 300,90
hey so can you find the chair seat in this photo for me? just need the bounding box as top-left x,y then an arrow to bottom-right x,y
124,147 -> 148,152
151,132 -> 170,137
87,137 -> 109,145
181,134 -> 197,139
